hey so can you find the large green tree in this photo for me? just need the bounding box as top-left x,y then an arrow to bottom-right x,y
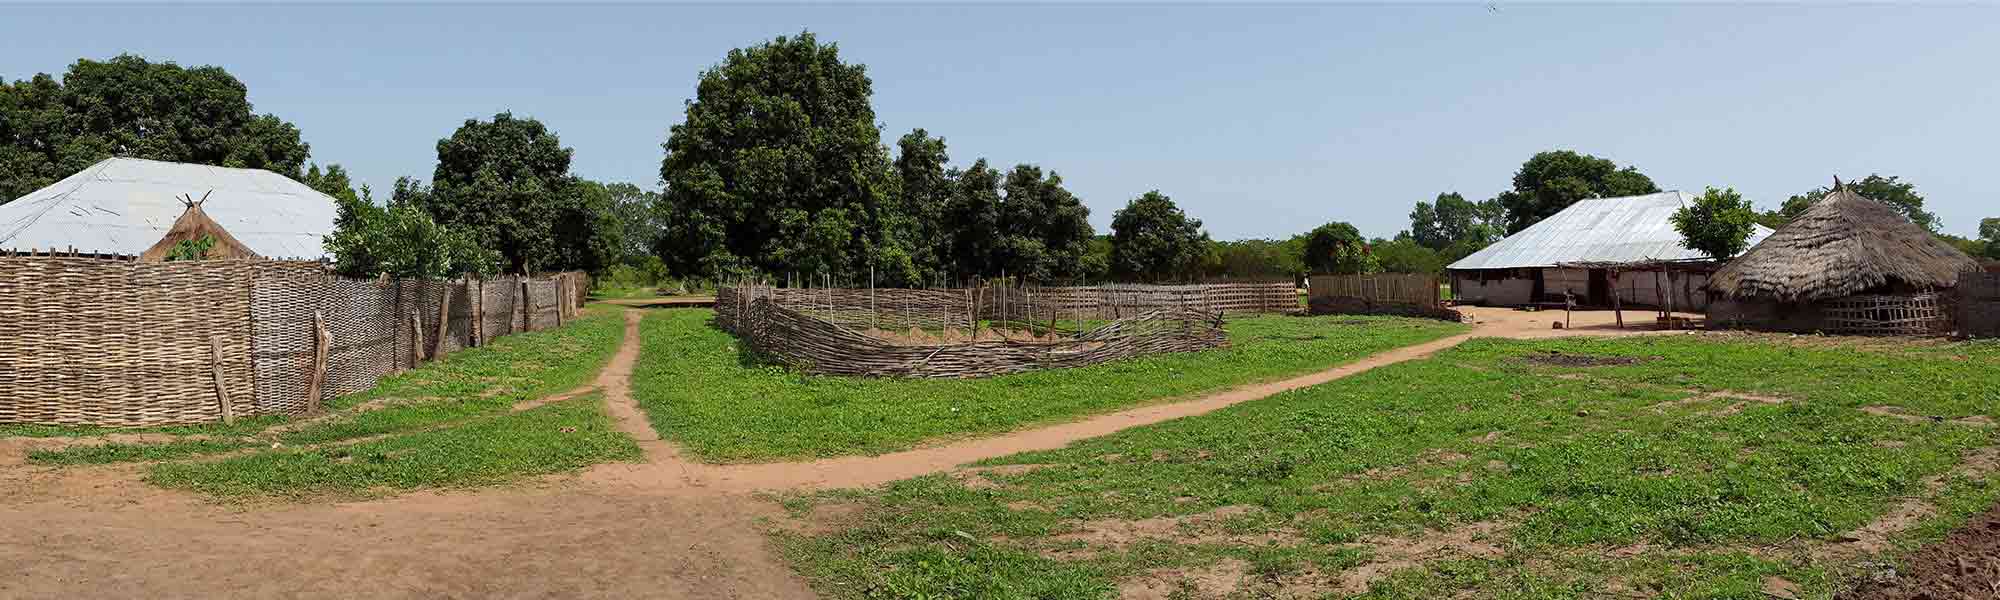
1109,191 -> 1210,282
1408,191 -> 1504,264
1373,236 -> 1444,274
1671,186 -> 1759,260
0,55 -> 313,203
1771,175 -> 1939,232
324,185 -> 499,279
892,129 -> 953,282
1302,221 -> 1379,275
1204,237 -> 1306,281
398,112 -> 606,274
657,32 -> 913,284
1977,217 -> 2000,261
994,164 -> 1097,282
1494,150 -> 1659,234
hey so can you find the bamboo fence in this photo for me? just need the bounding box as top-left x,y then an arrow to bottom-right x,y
0,257 -> 586,427
1305,273 -> 1462,321
1820,293 -> 1950,336
716,284 -> 1231,378
1955,271 -> 2000,338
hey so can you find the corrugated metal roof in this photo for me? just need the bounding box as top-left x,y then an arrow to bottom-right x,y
1446,191 -> 1773,271
0,157 -> 337,259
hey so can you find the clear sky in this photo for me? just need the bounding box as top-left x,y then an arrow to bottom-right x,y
5,3 -> 1996,239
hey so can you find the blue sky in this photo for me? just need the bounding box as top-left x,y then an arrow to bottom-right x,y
5,3 -> 1996,239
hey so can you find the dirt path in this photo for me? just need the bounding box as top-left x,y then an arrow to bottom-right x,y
0,306 -> 1660,599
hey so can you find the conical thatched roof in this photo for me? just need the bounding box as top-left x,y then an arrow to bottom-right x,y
137,197 -> 262,262
1709,187 -> 1979,301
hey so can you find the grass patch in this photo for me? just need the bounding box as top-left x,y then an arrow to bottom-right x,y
778,334 -> 2000,599
27,439 -> 262,465
149,394 -> 640,500
23,306 -> 627,464
631,309 -> 1467,462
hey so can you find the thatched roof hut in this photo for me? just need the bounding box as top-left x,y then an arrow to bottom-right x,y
1709,187 -> 1979,302
137,196 -> 262,262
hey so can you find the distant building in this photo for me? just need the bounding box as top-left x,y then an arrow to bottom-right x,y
1445,191 -> 1773,310
0,157 -> 338,260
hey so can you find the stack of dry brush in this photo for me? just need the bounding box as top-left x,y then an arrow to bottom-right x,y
715,284 -> 1244,378
0,257 -> 587,427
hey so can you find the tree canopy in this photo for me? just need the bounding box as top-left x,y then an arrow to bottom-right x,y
1671,186 -> 1759,261
0,54 -> 312,203
1109,191 -> 1210,282
397,112 -> 608,274
657,32 -> 910,284
323,186 -> 498,279
1303,221 -> 1379,275
1494,150 -> 1659,234
994,165 -> 1098,282
1372,236 -> 1444,274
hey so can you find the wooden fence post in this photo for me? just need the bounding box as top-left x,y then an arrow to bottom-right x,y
520,278 -> 533,332
410,311 -> 425,365
307,310 -> 330,413
555,275 -> 565,327
435,285 -> 453,357
472,278 -> 485,347
210,335 -> 234,424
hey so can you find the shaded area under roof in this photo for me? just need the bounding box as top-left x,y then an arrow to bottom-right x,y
0,157 -> 337,259
1446,191 -> 1773,271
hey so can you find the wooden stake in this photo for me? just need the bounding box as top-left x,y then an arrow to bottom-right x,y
307,310 -> 330,413
410,311 -> 425,366
210,335 -> 234,424
471,278 -> 484,347
435,285 -> 454,355
520,279 -> 533,331
1611,271 -> 1624,329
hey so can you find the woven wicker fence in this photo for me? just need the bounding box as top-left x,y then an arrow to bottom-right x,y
1305,273 -> 1462,321
1956,271 -> 2000,338
716,285 -> 1230,378
0,257 -> 586,427
1819,293 -> 1950,336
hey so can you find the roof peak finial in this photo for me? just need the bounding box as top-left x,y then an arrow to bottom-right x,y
1832,175 -> 1843,191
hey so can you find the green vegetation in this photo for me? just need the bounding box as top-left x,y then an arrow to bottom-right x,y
0,54 -> 314,204
1671,186 -> 1760,261
151,394 -> 639,499
25,307 -> 626,465
630,309 -> 1467,463
778,335 -> 2000,599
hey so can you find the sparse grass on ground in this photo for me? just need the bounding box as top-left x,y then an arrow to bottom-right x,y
24,306 -> 627,465
776,334 -> 2000,599
631,309 -> 1468,463
150,394 -> 640,500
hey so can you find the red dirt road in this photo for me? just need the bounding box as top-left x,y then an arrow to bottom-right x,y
0,307 -> 1661,599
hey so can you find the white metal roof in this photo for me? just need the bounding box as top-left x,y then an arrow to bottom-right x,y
1446,191 -> 1773,271
0,157 -> 337,259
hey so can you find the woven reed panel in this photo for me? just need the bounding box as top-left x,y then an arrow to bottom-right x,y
480,277 -> 518,344
526,278 -> 561,330
1955,272 -> 2000,337
432,281 -> 475,355
252,273 -> 402,412
732,296 -> 1226,379
0,258 -> 264,427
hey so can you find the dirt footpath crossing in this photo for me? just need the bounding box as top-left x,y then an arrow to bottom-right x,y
0,307 -> 1663,599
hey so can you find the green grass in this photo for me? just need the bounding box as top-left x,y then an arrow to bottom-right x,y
777,334 -> 2000,599
149,394 -> 640,499
591,286 -> 662,300
23,306 -> 627,465
630,309 -> 1468,463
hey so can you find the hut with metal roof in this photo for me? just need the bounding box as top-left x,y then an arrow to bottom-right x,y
0,157 -> 337,260
1446,191 -> 1773,310
1707,184 -> 1980,334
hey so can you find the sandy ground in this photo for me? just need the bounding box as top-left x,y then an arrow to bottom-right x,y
0,307 -> 1665,599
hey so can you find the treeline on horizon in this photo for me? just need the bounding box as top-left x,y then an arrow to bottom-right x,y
4,36 -> 1996,288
